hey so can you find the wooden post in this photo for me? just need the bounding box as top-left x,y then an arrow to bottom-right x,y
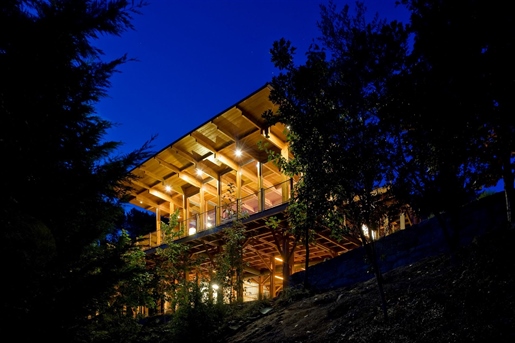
199,186 -> 205,231
257,162 -> 263,211
258,274 -> 264,300
155,208 -> 161,246
281,146 -> 289,203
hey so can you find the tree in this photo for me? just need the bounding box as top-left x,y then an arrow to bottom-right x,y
214,182 -> 249,303
379,0 -> 515,251
395,0 -> 515,227
265,1 -> 408,318
122,207 -> 157,240
0,0 -> 153,340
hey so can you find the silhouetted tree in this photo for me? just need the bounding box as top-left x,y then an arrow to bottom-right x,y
0,1 -> 153,340
123,207 -> 156,240
265,1 -> 408,319
379,0 -> 515,251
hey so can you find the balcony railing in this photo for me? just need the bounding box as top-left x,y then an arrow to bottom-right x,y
138,179 -> 293,248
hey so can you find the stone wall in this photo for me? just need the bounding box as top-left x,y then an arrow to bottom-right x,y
290,191 -> 508,292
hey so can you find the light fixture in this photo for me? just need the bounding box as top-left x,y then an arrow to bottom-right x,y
212,284 -> 219,290
196,168 -> 203,176
235,148 -> 242,157
275,256 -> 283,262
165,185 -> 172,192
189,227 -> 196,235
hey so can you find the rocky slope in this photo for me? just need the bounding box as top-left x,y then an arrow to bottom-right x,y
221,228 -> 515,343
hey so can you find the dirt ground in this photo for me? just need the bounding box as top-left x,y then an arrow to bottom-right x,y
220,229 -> 515,343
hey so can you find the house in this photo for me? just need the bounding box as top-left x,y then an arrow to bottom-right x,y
125,84 -> 409,307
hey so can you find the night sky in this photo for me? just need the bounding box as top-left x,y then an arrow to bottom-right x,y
95,0 -> 409,156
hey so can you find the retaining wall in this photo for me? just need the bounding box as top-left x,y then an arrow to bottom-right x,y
290,191 -> 508,291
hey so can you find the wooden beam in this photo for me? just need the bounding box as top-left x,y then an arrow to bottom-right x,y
155,157 -> 181,174
172,146 -> 198,165
246,244 -> 272,271
237,106 -> 265,131
261,131 -> 287,150
315,231 -> 350,252
195,160 -> 219,180
139,167 -> 166,182
190,131 -> 218,154
135,194 -> 170,214
148,189 -> 183,208
214,117 -> 239,141
216,152 -> 258,183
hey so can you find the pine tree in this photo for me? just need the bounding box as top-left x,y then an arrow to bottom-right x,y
0,1 -> 154,340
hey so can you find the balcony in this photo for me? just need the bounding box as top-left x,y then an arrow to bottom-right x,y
137,179 -> 293,248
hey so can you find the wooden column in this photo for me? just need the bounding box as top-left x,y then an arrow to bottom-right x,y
258,274 -> 264,300
281,146 -> 289,203
155,208 -> 161,246
257,161 -> 264,211
181,194 -> 187,236
236,166 -> 242,212
216,177 -> 221,226
199,186 -> 205,231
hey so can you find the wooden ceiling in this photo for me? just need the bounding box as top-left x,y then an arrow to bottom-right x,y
126,84 -> 289,216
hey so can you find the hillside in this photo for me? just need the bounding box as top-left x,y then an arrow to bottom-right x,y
221,228 -> 515,343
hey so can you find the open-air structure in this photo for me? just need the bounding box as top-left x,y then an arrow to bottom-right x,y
126,84 -> 409,305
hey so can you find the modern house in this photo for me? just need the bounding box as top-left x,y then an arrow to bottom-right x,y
125,84 -> 409,305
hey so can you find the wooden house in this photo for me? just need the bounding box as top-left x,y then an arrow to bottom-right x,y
125,84 -> 409,306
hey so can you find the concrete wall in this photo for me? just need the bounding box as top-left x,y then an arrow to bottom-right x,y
290,191 -> 508,292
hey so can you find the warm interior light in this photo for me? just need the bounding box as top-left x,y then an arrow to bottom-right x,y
196,168 -> 203,176
275,256 -> 283,262
235,148 -> 242,157
212,284 -> 219,290
165,185 -> 172,192
189,227 -> 196,235
274,275 -> 284,280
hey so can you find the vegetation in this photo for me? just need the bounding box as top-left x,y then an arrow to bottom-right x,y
0,0 -> 154,340
262,0 -> 515,320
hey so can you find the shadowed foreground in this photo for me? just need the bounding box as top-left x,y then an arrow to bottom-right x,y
222,228 -> 515,343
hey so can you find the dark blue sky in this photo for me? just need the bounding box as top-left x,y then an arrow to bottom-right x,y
95,0 -> 409,156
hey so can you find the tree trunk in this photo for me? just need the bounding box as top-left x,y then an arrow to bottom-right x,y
303,227 -> 310,290
359,227 -> 388,320
502,153 -> 514,228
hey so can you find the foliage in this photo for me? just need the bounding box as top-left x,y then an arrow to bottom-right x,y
214,182 -> 249,303
266,0 -> 408,240
373,0 -> 515,245
153,210 -> 200,313
121,207 -> 156,240
167,281 -> 227,343
0,0 -> 153,340
265,0 -> 408,317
